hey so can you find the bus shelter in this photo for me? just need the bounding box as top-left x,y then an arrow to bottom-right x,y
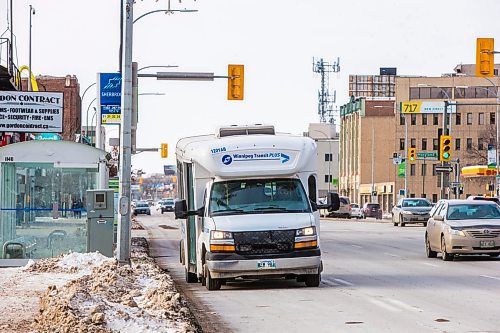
0,140 -> 108,262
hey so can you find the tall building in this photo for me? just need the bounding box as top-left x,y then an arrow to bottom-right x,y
305,123 -> 339,197
340,65 -> 500,210
339,97 -> 396,212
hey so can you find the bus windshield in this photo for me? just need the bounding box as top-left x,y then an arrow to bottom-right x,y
209,178 -> 311,217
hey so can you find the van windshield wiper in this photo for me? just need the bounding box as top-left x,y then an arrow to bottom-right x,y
253,206 -> 289,212
211,209 -> 246,215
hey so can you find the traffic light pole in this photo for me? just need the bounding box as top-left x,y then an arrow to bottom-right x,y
441,101 -> 449,200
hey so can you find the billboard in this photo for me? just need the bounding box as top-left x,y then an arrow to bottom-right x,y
99,73 -> 121,125
0,91 -> 64,133
401,101 -> 456,114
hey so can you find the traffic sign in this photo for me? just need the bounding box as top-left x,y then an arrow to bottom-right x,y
417,152 -> 437,158
435,166 -> 453,173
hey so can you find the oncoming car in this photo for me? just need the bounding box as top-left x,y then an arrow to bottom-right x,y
133,201 -> 151,216
392,198 -> 433,227
425,200 -> 500,261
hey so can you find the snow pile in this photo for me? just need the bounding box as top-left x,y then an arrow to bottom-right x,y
32,238 -> 197,333
24,252 -> 114,274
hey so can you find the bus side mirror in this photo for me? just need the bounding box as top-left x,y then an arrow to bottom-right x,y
328,192 -> 340,211
175,200 -> 188,219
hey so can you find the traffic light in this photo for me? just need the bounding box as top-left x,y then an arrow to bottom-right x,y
408,147 -> 416,163
227,64 -> 244,100
161,143 -> 168,158
476,38 -> 495,77
439,135 -> 452,162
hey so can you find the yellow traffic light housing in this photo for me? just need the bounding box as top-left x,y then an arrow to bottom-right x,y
439,135 -> 452,162
161,143 -> 168,158
227,64 -> 244,100
408,147 -> 417,163
476,38 -> 495,77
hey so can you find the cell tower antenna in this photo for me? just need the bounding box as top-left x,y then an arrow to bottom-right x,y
312,57 -> 340,123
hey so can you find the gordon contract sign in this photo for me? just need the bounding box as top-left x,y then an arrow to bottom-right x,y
0,91 -> 64,133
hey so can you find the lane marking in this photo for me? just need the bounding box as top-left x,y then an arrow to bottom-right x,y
422,262 -> 439,268
351,244 -> 363,249
333,278 -> 354,286
480,275 -> 500,281
386,298 -> 423,312
367,298 -> 400,312
384,252 -> 402,258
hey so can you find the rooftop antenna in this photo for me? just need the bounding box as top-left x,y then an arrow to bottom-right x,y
312,57 -> 340,123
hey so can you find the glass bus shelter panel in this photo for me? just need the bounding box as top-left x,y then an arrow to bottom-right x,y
0,163 -> 100,259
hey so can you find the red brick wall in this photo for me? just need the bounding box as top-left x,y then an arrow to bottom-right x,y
21,75 -> 81,140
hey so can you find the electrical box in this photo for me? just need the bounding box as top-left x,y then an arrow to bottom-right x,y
86,189 -> 114,257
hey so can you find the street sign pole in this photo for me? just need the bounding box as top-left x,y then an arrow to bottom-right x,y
117,0 -> 133,264
441,101 -> 449,199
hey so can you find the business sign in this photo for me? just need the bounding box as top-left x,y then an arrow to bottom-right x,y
99,73 -> 121,125
401,101 -> 456,114
488,144 -> 496,169
0,91 -> 64,133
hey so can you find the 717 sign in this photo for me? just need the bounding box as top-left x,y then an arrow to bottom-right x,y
401,102 -> 421,113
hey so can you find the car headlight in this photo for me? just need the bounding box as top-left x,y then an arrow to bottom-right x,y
210,230 -> 233,240
448,227 -> 466,237
296,226 -> 316,236
402,210 -> 413,215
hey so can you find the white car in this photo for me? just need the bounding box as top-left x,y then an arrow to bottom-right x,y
350,203 -> 363,219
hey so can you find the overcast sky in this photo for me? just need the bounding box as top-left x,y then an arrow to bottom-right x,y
1,0 -> 499,174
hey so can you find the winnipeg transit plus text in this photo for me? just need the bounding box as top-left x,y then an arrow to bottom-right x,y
0,92 -> 64,133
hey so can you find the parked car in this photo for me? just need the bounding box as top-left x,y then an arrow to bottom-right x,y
350,203 -> 364,219
467,196 -> 500,205
327,196 -> 351,218
362,203 -> 382,219
133,201 -> 151,216
160,198 -> 176,213
392,198 -> 433,227
425,200 -> 500,260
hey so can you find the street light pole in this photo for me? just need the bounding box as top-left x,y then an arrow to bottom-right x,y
28,5 -> 35,91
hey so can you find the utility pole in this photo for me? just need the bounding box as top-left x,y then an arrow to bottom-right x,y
441,101 -> 449,199
117,0 -> 133,264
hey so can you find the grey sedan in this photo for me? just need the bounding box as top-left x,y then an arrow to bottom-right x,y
392,198 -> 433,227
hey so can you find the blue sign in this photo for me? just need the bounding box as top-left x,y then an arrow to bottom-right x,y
99,73 -> 121,125
222,155 -> 233,165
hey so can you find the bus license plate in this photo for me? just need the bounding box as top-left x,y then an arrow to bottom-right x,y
257,259 -> 276,269
480,240 -> 495,248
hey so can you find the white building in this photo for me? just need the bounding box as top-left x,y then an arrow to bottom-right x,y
305,123 -> 339,197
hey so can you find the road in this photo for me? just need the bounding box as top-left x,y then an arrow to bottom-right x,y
136,209 -> 500,333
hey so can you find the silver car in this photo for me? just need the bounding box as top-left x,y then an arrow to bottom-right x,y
425,200 -> 500,261
392,198 -> 433,227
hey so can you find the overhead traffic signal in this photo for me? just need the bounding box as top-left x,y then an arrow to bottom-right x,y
439,135 -> 452,162
408,147 -> 416,163
476,38 -> 495,77
161,143 -> 168,158
227,64 -> 244,100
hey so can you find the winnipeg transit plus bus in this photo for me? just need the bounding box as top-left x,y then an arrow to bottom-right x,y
174,125 -> 339,290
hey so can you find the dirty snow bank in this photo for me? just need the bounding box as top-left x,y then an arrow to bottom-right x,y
30,238 -> 197,333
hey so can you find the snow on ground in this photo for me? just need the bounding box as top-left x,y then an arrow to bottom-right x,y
0,238 -> 198,333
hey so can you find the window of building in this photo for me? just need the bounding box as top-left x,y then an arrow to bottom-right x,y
325,153 -> 333,161
410,164 -> 416,176
411,114 -> 417,125
324,175 -> 332,183
432,164 -> 437,176
409,87 -> 419,99
456,113 -> 461,125
410,138 -> 416,148
490,138 -> 495,147
433,138 -> 439,150
410,193 -> 416,198
467,138 -> 473,150
433,114 -> 439,125
455,138 -> 461,151
422,114 -> 427,125
421,193 -> 427,198
400,114 -> 405,126
467,113 -> 473,125
400,138 -> 405,150
478,138 -> 484,150
419,87 -> 431,99
432,194 -> 438,203
421,164 -> 427,176
479,112 -> 484,125
430,87 -> 452,99
422,138 -> 427,151
490,112 -> 496,125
